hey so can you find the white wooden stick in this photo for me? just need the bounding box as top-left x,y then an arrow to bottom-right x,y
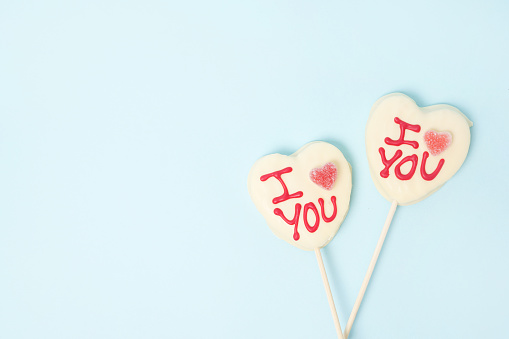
343,200 -> 398,339
315,248 -> 344,339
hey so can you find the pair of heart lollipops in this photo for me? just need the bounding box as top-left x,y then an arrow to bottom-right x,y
247,93 -> 472,339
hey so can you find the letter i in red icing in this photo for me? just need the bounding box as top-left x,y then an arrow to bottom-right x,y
385,117 -> 421,149
260,167 -> 303,204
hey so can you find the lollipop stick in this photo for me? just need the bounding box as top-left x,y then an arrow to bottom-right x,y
343,200 -> 398,339
315,248 -> 344,339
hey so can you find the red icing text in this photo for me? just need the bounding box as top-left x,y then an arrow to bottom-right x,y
379,117 -> 445,181
420,151 -> 445,181
274,204 -> 302,240
260,167 -> 303,204
260,167 -> 338,241
385,117 -> 421,149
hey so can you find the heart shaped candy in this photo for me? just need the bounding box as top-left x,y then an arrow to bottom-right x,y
310,162 -> 338,190
424,130 -> 452,156
366,93 -> 472,205
248,142 -> 352,251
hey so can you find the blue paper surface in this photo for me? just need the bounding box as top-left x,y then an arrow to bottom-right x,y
1,1 -> 508,338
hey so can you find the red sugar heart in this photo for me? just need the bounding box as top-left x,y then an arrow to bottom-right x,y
424,130 -> 452,156
309,162 -> 337,190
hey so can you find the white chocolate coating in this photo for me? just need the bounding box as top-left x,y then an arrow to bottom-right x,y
248,142 -> 352,251
366,93 -> 472,205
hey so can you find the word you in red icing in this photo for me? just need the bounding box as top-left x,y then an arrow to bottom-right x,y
260,167 -> 337,241
309,162 -> 337,191
379,117 -> 447,181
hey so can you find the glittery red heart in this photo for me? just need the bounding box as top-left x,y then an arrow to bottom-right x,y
309,162 -> 337,190
424,130 -> 452,156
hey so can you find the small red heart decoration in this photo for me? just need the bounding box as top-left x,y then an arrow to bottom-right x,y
424,130 -> 452,156
309,162 -> 337,190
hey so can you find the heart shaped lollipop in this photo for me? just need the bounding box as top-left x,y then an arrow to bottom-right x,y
248,141 -> 352,338
366,93 -> 472,205
248,141 -> 352,251
344,93 -> 473,339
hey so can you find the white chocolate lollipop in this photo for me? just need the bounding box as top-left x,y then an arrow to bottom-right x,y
344,93 -> 473,339
248,141 -> 352,339
248,141 -> 352,251
366,93 -> 472,205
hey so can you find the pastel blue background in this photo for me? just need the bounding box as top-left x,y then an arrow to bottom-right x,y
1,1 -> 508,338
